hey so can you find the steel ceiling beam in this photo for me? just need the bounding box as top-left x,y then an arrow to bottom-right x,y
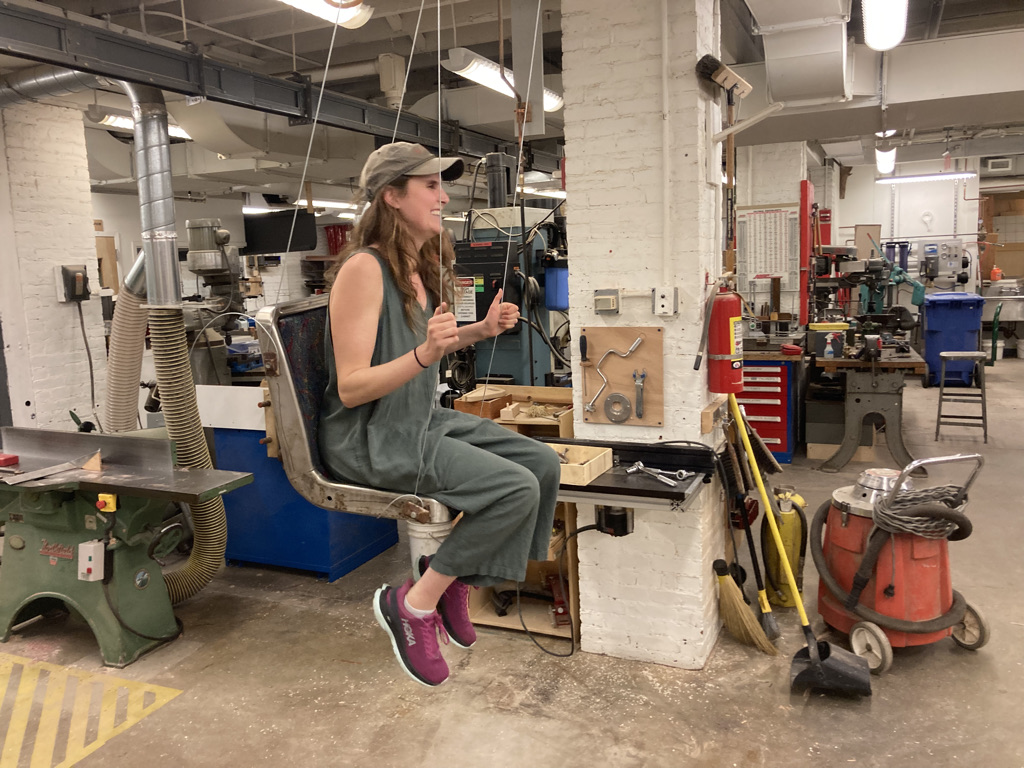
0,0 -> 557,167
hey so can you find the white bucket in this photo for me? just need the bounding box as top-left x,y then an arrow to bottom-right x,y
405,519 -> 452,575
982,338 -> 1005,360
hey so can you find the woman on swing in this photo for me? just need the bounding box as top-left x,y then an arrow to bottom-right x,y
319,142 -> 561,687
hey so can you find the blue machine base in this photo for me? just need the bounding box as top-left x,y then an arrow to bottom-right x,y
213,429 -> 398,583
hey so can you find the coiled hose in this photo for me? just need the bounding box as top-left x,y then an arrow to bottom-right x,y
810,499 -> 967,634
103,286 -> 148,434
149,308 -> 227,605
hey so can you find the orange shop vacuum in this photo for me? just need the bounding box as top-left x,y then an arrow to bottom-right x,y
810,454 -> 990,675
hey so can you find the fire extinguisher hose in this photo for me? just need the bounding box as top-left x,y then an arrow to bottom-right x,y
810,500 -> 968,634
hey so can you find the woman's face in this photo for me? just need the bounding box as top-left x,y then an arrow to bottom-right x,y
387,174 -> 449,248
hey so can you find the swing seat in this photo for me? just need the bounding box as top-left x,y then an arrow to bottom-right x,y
254,295 -> 448,523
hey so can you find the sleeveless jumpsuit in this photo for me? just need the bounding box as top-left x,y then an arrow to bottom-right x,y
318,251 -> 561,587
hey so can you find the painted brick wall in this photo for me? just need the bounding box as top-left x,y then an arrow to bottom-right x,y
0,103 -> 107,430
737,142 -> 808,208
562,0 -> 725,668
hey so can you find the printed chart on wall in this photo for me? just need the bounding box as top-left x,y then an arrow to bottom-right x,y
736,203 -> 801,315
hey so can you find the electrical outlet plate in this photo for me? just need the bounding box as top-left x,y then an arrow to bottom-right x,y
55,264 -> 90,302
594,289 -> 620,314
652,286 -> 678,316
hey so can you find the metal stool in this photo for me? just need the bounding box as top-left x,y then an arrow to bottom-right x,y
935,351 -> 988,443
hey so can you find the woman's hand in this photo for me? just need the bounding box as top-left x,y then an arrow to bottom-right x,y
421,303 -> 460,364
482,289 -> 521,338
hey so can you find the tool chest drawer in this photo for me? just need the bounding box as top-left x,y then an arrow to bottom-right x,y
737,361 -> 796,463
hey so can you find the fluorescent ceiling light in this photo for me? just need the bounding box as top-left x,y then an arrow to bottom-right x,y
442,47 -> 564,112
876,172 -> 976,185
862,0 -> 908,52
307,199 -> 359,209
98,113 -> 192,140
875,147 -> 896,174
276,0 -> 373,29
519,186 -> 567,199
244,202 -> 358,215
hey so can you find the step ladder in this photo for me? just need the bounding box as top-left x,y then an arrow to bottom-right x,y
935,351 -> 988,443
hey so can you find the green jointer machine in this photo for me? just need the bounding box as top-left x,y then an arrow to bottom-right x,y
0,428 -> 251,667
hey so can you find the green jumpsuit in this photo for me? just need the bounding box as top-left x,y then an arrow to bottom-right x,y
318,251 -> 561,587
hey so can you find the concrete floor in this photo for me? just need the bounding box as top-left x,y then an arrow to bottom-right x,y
3,359 -> 1024,767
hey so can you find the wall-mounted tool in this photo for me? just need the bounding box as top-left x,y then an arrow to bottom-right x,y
579,334 -> 589,396
633,369 -> 646,418
585,336 -> 643,413
604,393 -> 632,423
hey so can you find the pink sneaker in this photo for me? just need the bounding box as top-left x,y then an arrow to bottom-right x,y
373,579 -> 449,687
417,555 -> 477,649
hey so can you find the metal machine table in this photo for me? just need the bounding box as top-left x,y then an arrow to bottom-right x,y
814,349 -> 926,473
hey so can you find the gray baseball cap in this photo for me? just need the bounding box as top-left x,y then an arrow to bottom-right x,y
359,142 -> 464,200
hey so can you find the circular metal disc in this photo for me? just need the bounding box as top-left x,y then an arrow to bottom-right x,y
604,393 -> 632,423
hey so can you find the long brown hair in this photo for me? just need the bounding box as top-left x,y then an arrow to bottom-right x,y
326,176 -> 456,330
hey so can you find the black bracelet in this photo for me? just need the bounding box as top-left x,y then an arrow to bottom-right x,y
413,346 -> 428,369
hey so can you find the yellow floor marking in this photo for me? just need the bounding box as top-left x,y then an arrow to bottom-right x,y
29,672 -> 66,768
0,653 -> 182,768
1,664 -> 41,767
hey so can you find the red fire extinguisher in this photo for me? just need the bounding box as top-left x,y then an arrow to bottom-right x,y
706,286 -> 744,393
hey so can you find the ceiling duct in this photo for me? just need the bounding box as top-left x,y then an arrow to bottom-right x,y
744,0 -> 851,105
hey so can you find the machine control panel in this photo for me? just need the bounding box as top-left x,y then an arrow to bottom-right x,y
919,239 -> 964,279
78,540 -> 105,582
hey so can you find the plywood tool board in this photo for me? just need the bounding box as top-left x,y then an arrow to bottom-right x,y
578,326 -> 663,427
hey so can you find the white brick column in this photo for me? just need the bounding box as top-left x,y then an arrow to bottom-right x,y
0,103 -> 107,429
562,0 -> 725,668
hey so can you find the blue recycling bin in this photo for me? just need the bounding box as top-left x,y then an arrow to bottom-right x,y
922,292 -> 985,386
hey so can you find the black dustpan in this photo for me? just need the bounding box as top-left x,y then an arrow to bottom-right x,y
791,626 -> 872,697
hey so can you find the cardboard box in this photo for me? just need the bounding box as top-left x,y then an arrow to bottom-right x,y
992,242 -> 1024,278
549,444 -> 612,485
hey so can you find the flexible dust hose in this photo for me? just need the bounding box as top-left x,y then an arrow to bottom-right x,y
148,308 -> 227,604
810,499 -> 967,634
103,284 -> 148,433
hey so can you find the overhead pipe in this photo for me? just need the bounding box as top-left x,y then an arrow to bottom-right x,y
0,65 -> 105,109
113,81 -> 226,605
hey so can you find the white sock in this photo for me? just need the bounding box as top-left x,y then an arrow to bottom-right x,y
404,595 -> 433,618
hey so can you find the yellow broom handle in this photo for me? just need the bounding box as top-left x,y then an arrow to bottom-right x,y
728,393 -> 811,627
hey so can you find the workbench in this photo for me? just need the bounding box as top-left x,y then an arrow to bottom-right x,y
545,438 -> 714,511
812,348 -> 925,473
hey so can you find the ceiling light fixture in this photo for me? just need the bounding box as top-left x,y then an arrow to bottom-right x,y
276,0 -> 373,29
862,0 -> 908,52
875,147 -> 896,174
875,172 -> 976,185
875,129 -> 896,138
441,47 -> 564,112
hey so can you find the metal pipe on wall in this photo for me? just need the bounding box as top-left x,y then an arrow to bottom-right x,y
119,81 -> 182,309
